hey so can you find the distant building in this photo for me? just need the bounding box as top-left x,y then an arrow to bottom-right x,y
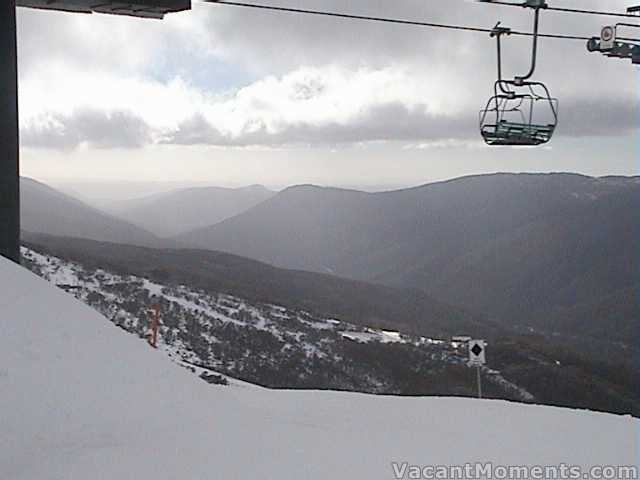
451,336 -> 472,343
59,284 -> 82,292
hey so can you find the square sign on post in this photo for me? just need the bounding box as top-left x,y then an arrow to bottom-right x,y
469,339 -> 486,399
468,339 -> 486,366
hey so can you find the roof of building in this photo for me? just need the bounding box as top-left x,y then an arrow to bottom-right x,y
17,0 -> 191,19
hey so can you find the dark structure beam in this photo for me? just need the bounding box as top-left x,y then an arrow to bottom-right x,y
0,0 -> 20,264
17,1 -> 191,18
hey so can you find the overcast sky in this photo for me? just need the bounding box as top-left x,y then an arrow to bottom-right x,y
16,0 -> 639,192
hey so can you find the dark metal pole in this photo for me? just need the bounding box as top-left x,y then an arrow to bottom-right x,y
0,0 -> 20,264
516,8 -> 541,84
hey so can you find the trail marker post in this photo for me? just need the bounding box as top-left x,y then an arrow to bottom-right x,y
148,305 -> 161,348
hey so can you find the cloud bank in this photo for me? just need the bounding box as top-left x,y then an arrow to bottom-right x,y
17,0 -> 638,150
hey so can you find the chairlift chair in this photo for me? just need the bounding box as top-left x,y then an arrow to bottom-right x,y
479,6 -> 559,146
480,80 -> 558,146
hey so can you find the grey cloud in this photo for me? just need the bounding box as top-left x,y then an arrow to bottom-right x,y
162,103 -> 477,147
197,0 -> 637,136
198,0 -> 487,72
557,97 -> 639,137
21,109 -> 152,149
160,113 -> 221,145
20,93 -> 638,152
16,0 -> 638,148
20,0 -> 633,86
198,1 -> 630,73
162,93 -> 638,147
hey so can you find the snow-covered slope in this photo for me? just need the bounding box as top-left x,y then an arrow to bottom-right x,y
0,257 -> 637,480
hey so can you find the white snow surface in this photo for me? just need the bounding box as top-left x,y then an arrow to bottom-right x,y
0,257 -> 637,480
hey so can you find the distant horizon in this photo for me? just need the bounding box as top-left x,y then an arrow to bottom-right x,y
23,169 -> 640,206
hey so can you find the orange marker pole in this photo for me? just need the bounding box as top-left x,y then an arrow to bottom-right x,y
149,304 -> 160,348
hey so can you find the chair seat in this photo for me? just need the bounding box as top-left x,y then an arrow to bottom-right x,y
482,121 -> 555,146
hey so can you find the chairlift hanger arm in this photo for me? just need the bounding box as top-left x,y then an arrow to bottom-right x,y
516,6 -> 542,83
491,23 -> 513,94
489,2 -> 545,86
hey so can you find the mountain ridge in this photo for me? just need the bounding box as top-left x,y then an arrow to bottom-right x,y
174,172 -> 639,342
20,177 -> 164,248
110,183 -> 274,237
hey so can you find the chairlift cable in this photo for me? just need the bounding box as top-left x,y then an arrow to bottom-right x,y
207,1 -> 598,41
484,1 -> 640,20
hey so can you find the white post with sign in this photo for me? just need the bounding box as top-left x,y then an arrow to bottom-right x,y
468,339 -> 486,399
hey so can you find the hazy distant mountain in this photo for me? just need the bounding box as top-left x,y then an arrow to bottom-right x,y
20,178 -> 162,247
176,184 -> 380,275
176,173 -> 640,339
110,185 -> 274,237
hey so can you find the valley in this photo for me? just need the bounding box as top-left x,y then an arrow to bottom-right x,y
22,240 -> 640,415
18,172 -> 639,415
22,246 -> 531,400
